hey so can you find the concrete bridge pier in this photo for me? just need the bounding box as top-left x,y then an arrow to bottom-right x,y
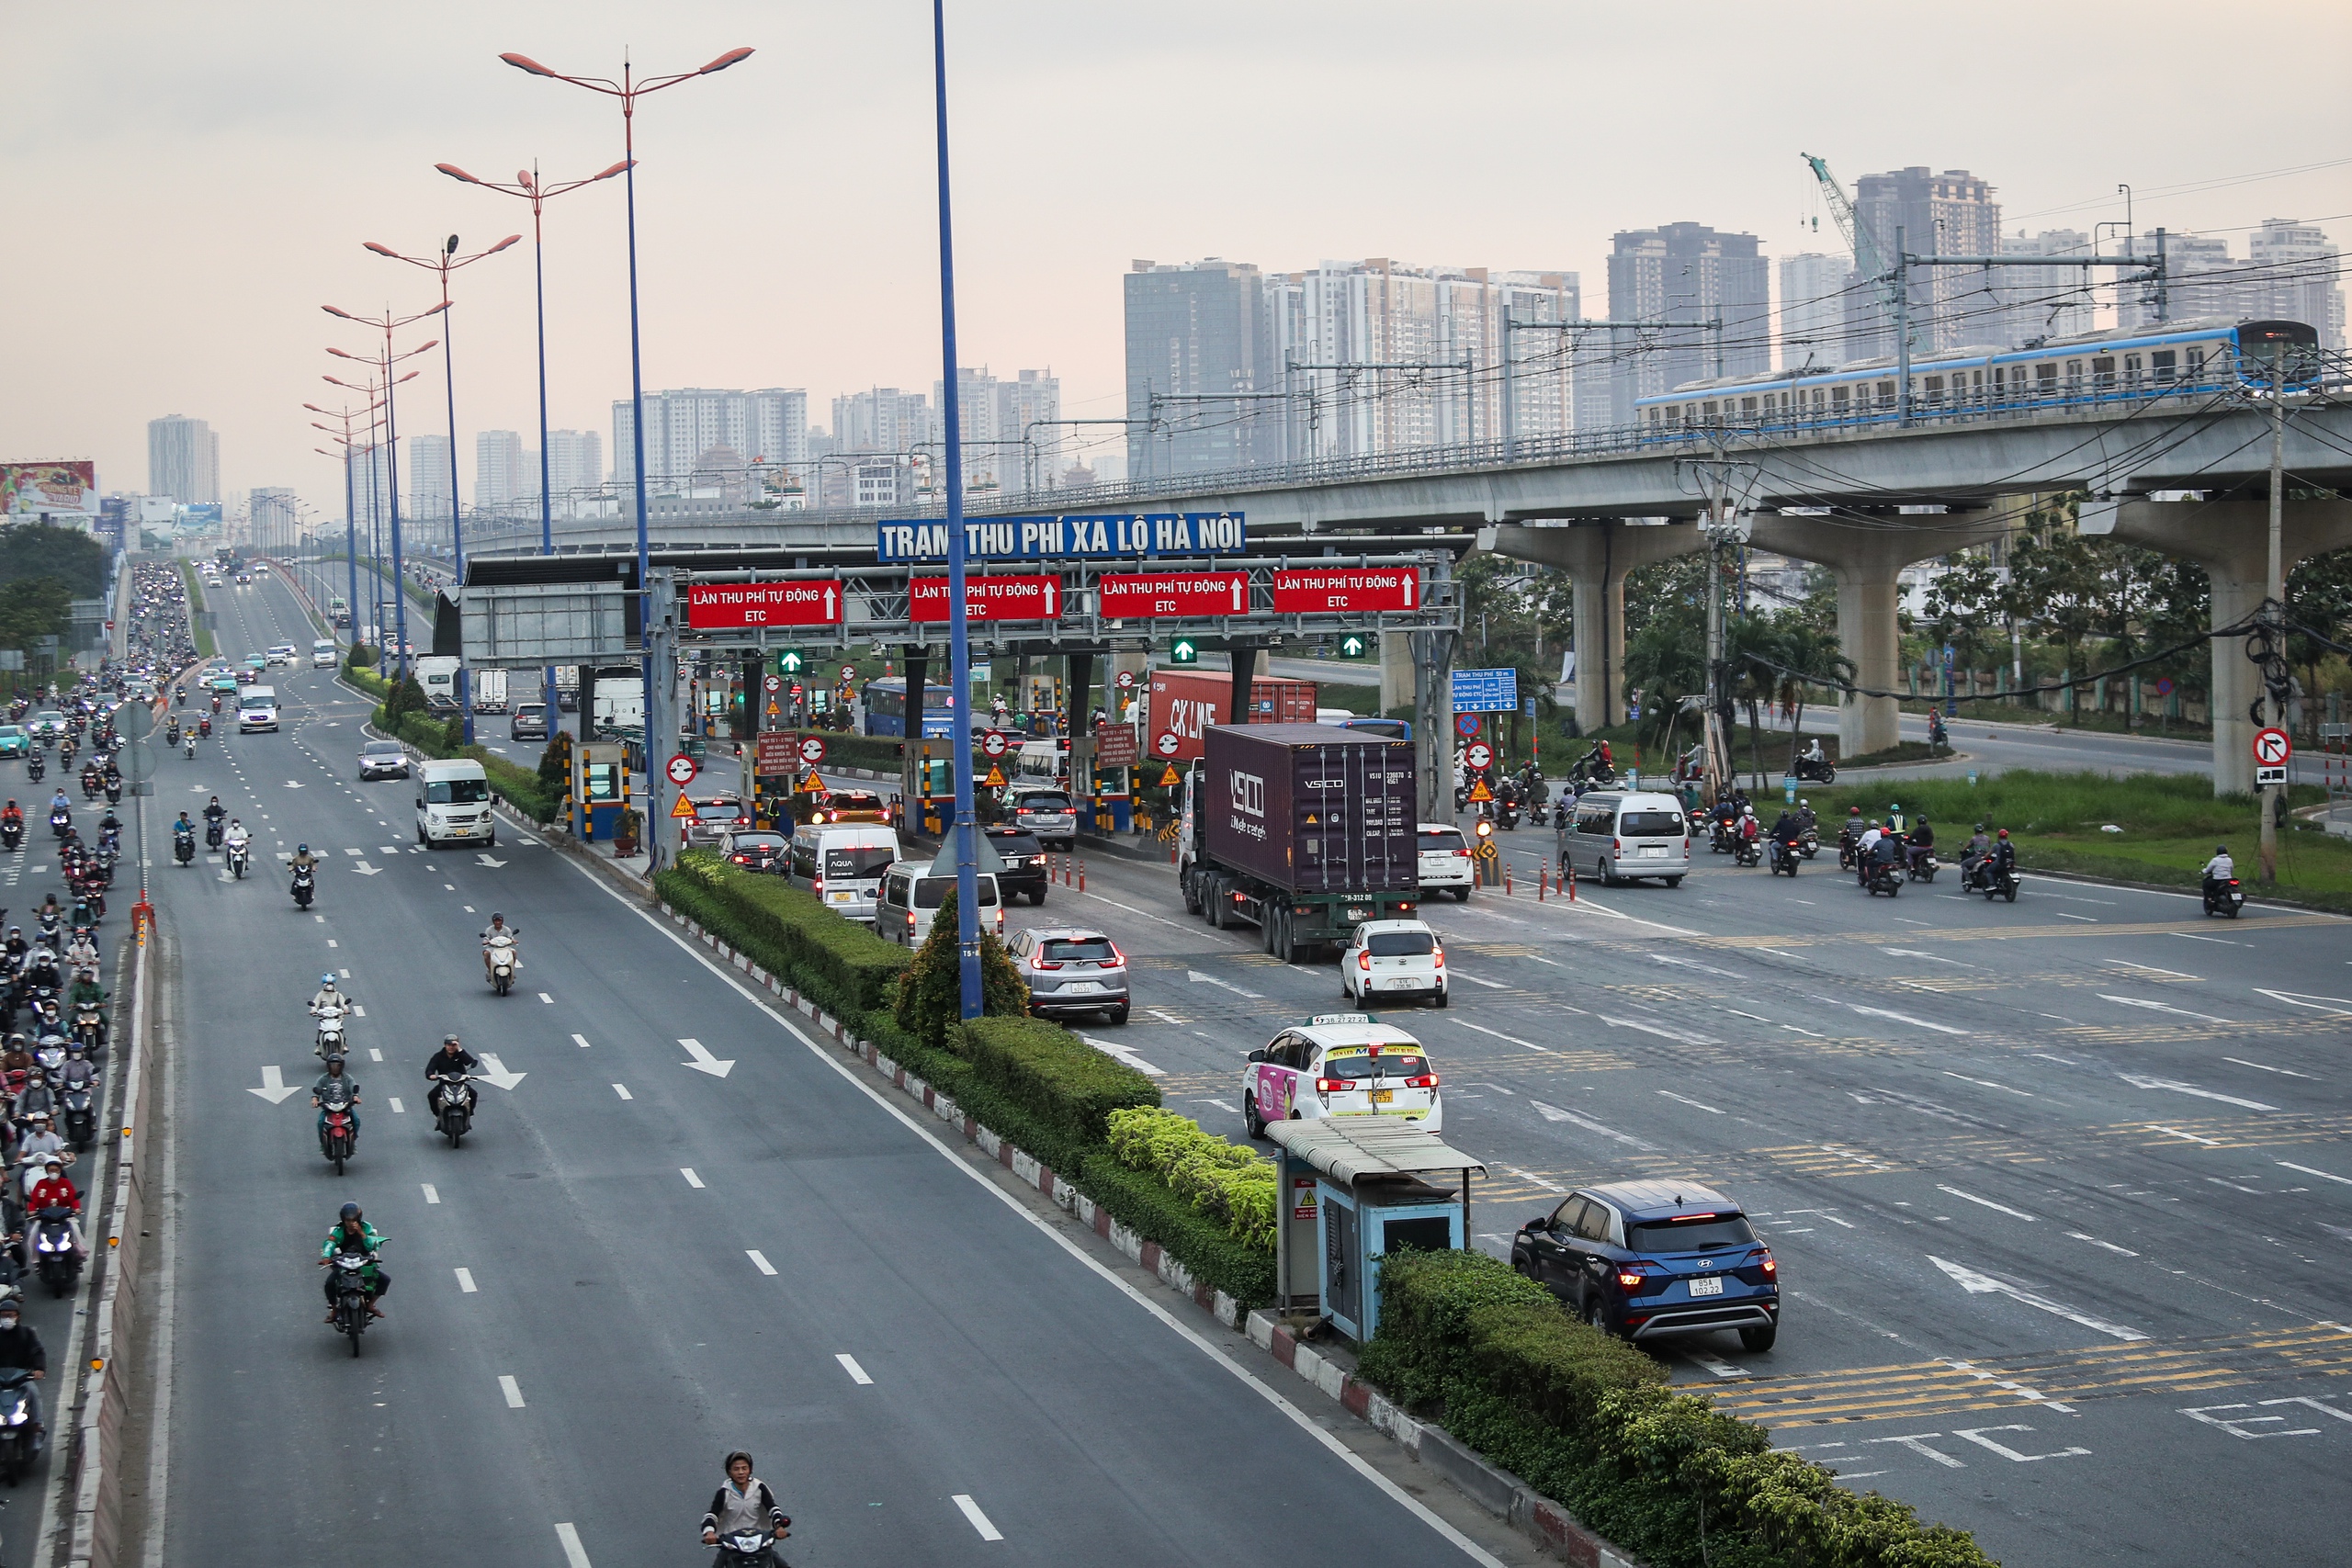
1748,505 -> 2020,758
2091,499 -> 2352,795
1485,520 -> 1702,729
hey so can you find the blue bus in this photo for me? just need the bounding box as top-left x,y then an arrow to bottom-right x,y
863,676 -> 959,739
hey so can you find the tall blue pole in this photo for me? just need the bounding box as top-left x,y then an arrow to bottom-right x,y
531,179 -> 559,727
341,440 -> 358,656
933,0 -> 982,1018
386,340 -> 411,681
442,278 -> 473,741
620,76 -> 659,867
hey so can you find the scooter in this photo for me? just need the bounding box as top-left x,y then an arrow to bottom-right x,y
203,819 -> 223,852
226,840 -> 249,880
1769,837 -> 1801,876
712,1524 -> 790,1567
317,1081 -> 356,1174
1863,858 -> 1904,897
312,1006 -> 347,1061
23,754 -> 40,785
326,1250 -> 377,1356
31,1206 -> 79,1297
2201,876 -> 2245,919
1792,754 -> 1838,784
173,829 -> 195,867
60,1081 -> 95,1152
291,864 -> 315,909
1905,848 -> 1941,883
0,819 -> 20,853
0,1365 -> 41,1482
1733,829 -> 1763,868
46,809 -> 68,841
183,734 -> 196,761
485,933 -> 518,997
1797,827 -> 1821,860
431,1073 -> 477,1147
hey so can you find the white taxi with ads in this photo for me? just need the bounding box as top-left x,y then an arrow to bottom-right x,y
1242,1014 -> 1442,1139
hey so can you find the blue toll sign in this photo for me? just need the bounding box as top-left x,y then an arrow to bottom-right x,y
1451,668 -> 1519,714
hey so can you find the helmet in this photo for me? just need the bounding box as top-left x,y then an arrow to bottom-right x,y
1997,828 -> 2009,839
1798,798 -> 1809,808
491,912 -> 503,921
2216,844 -> 2228,854
1849,806 -> 1861,816
339,1202 -> 361,1221
298,843 -> 309,853
324,1053 -> 345,1067
321,974 -> 336,986
1974,823 -> 1986,832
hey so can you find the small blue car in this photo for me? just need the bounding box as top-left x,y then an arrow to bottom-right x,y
0,726 -> 24,759
1512,1179 -> 1780,1351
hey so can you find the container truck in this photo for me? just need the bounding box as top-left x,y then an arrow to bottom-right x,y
1176,724 -> 1419,964
1147,668 -> 1318,762
413,656 -> 459,711
470,668 -> 509,712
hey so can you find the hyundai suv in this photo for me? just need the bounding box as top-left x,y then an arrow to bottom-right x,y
1511,1180 -> 1779,1351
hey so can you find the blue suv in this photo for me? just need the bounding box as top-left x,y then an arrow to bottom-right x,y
1511,1179 -> 1780,1351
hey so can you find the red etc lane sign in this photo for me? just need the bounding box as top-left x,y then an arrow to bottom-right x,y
909,575 -> 1063,623
686,581 -> 844,629
1098,571 -> 1249,619
1269,568 -> 1419,614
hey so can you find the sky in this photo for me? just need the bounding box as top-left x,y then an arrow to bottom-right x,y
4,0 -> 2348,520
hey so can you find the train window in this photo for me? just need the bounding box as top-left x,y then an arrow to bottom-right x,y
1877,380 -> 1894,407
2036,363 -> 2059,391
1702,400 -> 1717,419
1830,385 -> 1850,408
1813,388 -> 1826,409
2092,356 -> 2116,387
1740,397 -> 1758,415
1924,375 -> 1945,400
2187,347 -> 2205,378
2065,360 -> 2085,387
2152,350 -> 2177,381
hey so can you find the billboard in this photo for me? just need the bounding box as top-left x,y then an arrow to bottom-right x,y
0,462 -> 98,514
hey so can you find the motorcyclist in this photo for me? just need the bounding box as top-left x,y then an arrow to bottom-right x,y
1960,822 -> 1993,886
222,817 -> 251,867
0,1300 -> 50,1440
201,796 -> 225,844
480,914 -> 518,982
1803,738 -> 1826,767
1856,817 -> 1884,885
1869,818 -> 1904,883
1767,807 -> 1802,870
0,800 -> 18,832
424,1033 -> 481,1120
1905,815 -> 1937,874
14,1116 -> 63,1174
318,1201 -> 389,1321
1736,804 -> 1761,854
308,974 -> 347,1019
1991,827 -> 2017,879
311,1055 -> 361,1139
25,1157 -> 82,1262
46,791 -> 70,825
65,967 -> 104,1017
1,929 -> 23,965
2200,844 -> 2234,898
172,810 -> 194,844
701,1450 -> 790,1550
1794,798 -> 1817,838
289,842 -> 320,897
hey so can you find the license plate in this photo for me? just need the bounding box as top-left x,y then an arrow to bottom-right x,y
1641,844 -> 1668,857
1370,1089 -> 1393,1104
830,891 -> 853,901
451,828 -> 471,837
1063,981 -> 1102,995
1688,1275 -> 1724,1297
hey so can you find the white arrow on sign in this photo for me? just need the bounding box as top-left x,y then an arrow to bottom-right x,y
1929,1255 -> 2147,1341
1402,574 -> 1416,607
1186,970 -> 1265,999
351,861 -> 380,876
678,1036 -> 735,1077
248,1066 -> 300,1104
822,585 -> 837,618
476,854 -> 506,868
1230,579 -> 1245,612
474,1052 -> 527,1091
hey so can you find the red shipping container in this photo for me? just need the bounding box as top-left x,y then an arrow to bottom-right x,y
1147,668 -> 1318,762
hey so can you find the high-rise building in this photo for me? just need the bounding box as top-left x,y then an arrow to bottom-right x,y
1605,224 -> 1770,423
1125,259 -> 1269,479
926,367 -> 1062,493
1991,230 -> 2097,347
2248,219 -> 2345,350
250,487 -> 300,552
2116,231 -> 2251,333
831,388 -> 933,458
147,415 -> 220,504
409,434 -> 453,521
544,430 -> 605,513
1777,253 -> 1849,369
1844,167 -> 2004,357
747,390 -> 807,479
475,430 -> 532,514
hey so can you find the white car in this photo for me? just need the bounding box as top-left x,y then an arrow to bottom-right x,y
266,644 -> 297,667
1244,1014 -> 1442,1137
1340,919 -> 1447,1008
1417,823 -> 1474,901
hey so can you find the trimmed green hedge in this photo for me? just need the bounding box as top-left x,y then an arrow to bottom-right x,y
1079,1152 -> 1276,1305
662,852 -> 908,1023
955,1016 -> 1159,1175
772,727 -> 903,774
1356,1251 -> 1995,1568
1104,1106 -> 1274,1249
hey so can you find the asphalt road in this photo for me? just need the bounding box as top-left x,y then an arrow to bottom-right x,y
148,569 -> 1522,1567
1036,838 -> 2352,1566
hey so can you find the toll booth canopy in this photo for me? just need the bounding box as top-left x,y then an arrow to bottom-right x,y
1265,1119 -> 1486,1343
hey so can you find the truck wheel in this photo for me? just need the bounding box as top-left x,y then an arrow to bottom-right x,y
1206,878 -> 1227,930
1181,869 -> 1202,916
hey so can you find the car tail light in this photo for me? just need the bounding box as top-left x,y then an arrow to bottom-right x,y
813,878 -> 824,894
1032,959 -> 1064,970
905,911 -> 916,932
1107,942 -> 1126,966
1358,950 -> 1372,972
1404,1073 -> 1439,1089
731,853 -> 752,865
1612,838 -> 1623,855
1432,947 -> 1444,968
1615,1267 -> 1648,1291
1317,1077 -> 1346,1094
1452,849 -> 1469,858
1751,1248 -> 1777,1279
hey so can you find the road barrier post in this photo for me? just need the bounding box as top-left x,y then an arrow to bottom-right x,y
1567,865 -> 1577,902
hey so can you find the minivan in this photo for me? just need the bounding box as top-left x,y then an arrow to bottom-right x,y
415,758 -> 495,847
876,862 -> 1003,947
788,823 -> 902,924
311,640 -> 338,670
1559,790 -> 1690,886
237,685 -> 279,733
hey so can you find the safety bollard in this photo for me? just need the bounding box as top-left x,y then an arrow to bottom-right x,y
1078,856 -> 1086,893
1538,867 -> 1547,901
1567,865 -> 1577,902
1504,865 -> 1513,897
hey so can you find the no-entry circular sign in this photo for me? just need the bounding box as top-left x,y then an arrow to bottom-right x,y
2253,727 -> 2292,767
763,673 -> 782,694
665,753 -> 699,786
798,735 -> 829,767
1155,732 -> 1181,757
981,730 -> 1010,759
1464,741 -> 1494,772
1115,670 -> 1137,691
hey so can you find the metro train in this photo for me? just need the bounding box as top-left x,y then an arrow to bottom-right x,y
1633,316 -> 2322,437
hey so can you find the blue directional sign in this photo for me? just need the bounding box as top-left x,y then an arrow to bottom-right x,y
1450,667 -> 1519,714
876,513 -> 1246,563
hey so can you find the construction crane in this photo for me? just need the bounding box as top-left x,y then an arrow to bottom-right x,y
1801,152 -> 1884,280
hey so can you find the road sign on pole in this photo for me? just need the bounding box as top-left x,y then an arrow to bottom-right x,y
1464,740 -> 1494,772
665,753 -> 699,787
1454,713 -> 1481,739
1098,571 -> 1249,619
1169,637 -> 1200,665
763,673 -> 782,695
2255,726 -> 2292,785
981,730 -> 1010,759
1451,668 -> 1519,713
797,735 -> 829,768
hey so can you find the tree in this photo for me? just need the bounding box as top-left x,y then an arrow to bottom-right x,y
1998,497 -> 2105,709
0,579 -> 72,658
893,897 -> 1028,1051
1919,549 -> 2005,672
0,525 -> 107,601
2287,545 -> 2352,736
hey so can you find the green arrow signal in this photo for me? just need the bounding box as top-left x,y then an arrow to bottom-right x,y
776,649 -> 805,675
1169,637 -> 1199,665
1340,634 -> 1368,659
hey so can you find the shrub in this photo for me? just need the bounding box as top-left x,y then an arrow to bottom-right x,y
1103,1107 -> 1274,1250
894,898 -> 1028,1050
1079,1152 -> 1276,1305
954,1015 -> 1159,1176
345,644 -> 378,671
662,851 -> 909,1025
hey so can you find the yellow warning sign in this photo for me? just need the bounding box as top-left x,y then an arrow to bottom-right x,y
983,763 -> 1007,787
1466,779 -> 1494,803
668,793 -> 696,819
1158,763 -> 1182,787
800,770 -> 829,795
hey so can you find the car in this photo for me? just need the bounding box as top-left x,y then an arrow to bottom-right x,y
509,704 -> 549,742
787,823 -> 901,921
266,644 -> 298,667
876,861 -> 1003,946
718,829 -> 789,874
684,794 -> 748,846
1510,1181 -> 1779,1352
1244,1015 -> 1441,1137
1340,919 -> 1447,1008
358,739 -> 410,780
0,727 -> 26,759
806,788 -> 888,826
1417,823 -> 1474,901
1007,786 -> 1078,849
207,673 -> 240,695
237,685 -> 279,733
1560,791 -> 1690,888
311,640 -> 338,670
416,758 -> 494,846
27,711 -> 65,744
983,826 -> 1047,906
1008,928 -> 1129,1023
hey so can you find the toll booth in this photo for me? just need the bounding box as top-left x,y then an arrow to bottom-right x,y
911,751 -> 955,837
1091,763 -> 1133,834
572,742 -> 629,841
1266,1119 -> 1486,1344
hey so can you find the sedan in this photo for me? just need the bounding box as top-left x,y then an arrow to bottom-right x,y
357,739 -> 410,780
1007,928 -> 1128,1024
718,829 -> 789,874
1008,788 -> 1078,849
808,789 -> 888,826
684,795 -> 748,846
27,711 -> 65,744
1341,919 -> 1447,1008
0,727 -> 25,760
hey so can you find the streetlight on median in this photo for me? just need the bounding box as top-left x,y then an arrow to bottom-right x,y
308,393 -> 385,650
326,358 -> 429,671
496,43 -> 754,871
322,305 -> 444,677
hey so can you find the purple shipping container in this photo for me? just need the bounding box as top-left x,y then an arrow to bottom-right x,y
1201,724 -> 1418,897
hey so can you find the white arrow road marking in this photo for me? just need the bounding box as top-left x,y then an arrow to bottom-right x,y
1080,1035 -> 1164,1076
1657,1089 -> 1724,1114
680,1168 -> 705,1189
571,1033 -> 592,1049
474,1053 -> 526,1090
1930,1255 -> 2148,1341
1849,1004 -> 1967,1035
476,854 -> 505,867
1600,1014 -> 1720,1048
498,1374 -> 526,1408
836,1352 -> 873,1385
455,1268 -> 477,1293
2119,1073 -> 2276,1111
1649,953 -> 1740,978
1530,1100 -> 1654,1150
1881,948 -> 1973,966
421,1184 -> 439,1204
2278,1160 -> 2352,1187
248,1066 -> 300,1104
1937,1184 -> 2038,1221
679,1037 -> 735,1077
747,1250 -> 777,1276
2099,994 -> 2226,1023
284,781 -> 303,789
1186,970 -> 1264,998
952,1495 -> 1004,1542
350,861 -> 379,876
2256,988 -> 2352,1018
1453,1020 -> 1549,1054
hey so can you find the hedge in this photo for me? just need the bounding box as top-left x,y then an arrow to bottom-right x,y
771,727 -> 903,774
954,1016 -> 1159,1176
1079,1153 -> 1276,1305
1104,1107 -> 1274,1250
661,852 -> 908,1024
1355,1251 -> 1996,1568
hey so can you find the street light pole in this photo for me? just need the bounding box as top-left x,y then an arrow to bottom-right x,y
324,303 -> 445,679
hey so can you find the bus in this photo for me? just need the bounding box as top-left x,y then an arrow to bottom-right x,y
1317,709 -> 1414,742
863,676 -> 960,739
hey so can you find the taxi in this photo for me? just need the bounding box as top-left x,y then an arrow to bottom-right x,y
808,788 -> 889,825
1242,1014 -> 1441,1139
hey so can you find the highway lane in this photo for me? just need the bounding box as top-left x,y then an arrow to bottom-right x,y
153,570 -> 1524,1567
1041,842 -> 2352,1568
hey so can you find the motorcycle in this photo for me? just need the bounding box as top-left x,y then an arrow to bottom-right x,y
1797,827 -> 1821,860
312,1006 -> 347,1061
173,829 -> 195,867
60,1080 -> 95,1151
102,779 -> 120,807
712,1526 -> 790,1568
2201,876 -> 2245,919
77,771 -> 98,802
326,1250 -> 378,1356
1792,754 -> 1838,784
1837,829 -> 1861,872
1905,847 -> 1941,884
203,819 -> 222,852
1769,836 -> 1801,876
485,933 -> 518,997
197,716 -> 211,739
0,819 -> 20,852
1709,817 -> 1738,855
317,1080 -> 356,1174
1495,797 -> 1521,831
210,694 -> 221,715
431,1073 -> 477,1147
183,734 -> 196,761
0,1364 -> 40,1481
71,1004 -> 103,1059
1863,858 -> 1904,897
32,1205 -> 79,1297
226,840 -> 249,880
46,809 -> 68,841
291,864 -> 315,910
1733,829 -> 1763,868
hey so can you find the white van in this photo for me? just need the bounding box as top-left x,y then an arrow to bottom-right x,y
787,823 -> 902,924
311,640 -> 338,670
1560,790 -> 1690,887
876,861 -> 1003,948
237,685 -> 279,733
415,758 -> 495,847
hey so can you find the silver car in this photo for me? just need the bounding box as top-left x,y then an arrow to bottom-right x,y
358,739 -> 410,780
1007,787 -> 1078,850
1007,929 -> 1129,1023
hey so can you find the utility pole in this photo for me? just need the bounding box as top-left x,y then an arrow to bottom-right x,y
2261,373 -> 2287,886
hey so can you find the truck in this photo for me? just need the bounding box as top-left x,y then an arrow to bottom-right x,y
471,668 -> 509,712
413,655 -> 460,713
1176,724 -> 1419,964
1147,667 -> 1318,762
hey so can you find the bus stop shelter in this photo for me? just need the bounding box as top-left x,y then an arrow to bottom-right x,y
1266,1119 -> 1486,1343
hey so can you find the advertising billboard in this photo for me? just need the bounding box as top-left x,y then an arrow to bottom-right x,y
0,462 -> 98,514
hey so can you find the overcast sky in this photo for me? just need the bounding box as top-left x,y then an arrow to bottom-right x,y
4,0 -> 2346,518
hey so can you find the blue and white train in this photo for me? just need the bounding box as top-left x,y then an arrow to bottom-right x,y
1633,317 -> 2321,436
